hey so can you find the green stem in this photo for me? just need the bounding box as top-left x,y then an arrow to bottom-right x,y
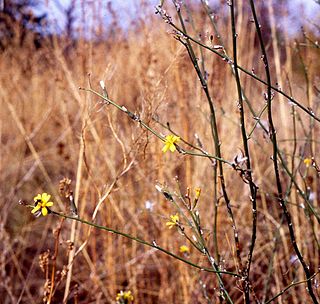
174,3 -> 243,276
82,88 -> 232,165
51,210 -> 240,277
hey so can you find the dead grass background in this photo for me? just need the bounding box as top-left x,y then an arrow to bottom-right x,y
0,1 -> 319,303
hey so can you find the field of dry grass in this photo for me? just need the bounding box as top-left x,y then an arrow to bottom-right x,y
1,1 -> 320,303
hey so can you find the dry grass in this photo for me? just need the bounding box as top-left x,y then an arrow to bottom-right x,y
1,1 -> 320,303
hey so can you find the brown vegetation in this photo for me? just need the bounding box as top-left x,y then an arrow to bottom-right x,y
1,1 -> 319,303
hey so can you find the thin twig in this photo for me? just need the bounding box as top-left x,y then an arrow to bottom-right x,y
51,211 -> 240,278
265,271 -> 320,304
171,1 -> 243,276
154,9 -> 320,123
249,1 -> 319,302
229,1 -> 258,302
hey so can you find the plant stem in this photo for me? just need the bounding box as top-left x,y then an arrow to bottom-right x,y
50,210 -> 240,278
229,1 -> 258,302
173,2 -> 243,275
249,1 -> 319,302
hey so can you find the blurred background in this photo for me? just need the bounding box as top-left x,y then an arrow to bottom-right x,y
0,0 -> 319,303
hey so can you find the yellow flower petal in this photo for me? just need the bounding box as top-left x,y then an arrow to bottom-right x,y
304,158 -> 312,168
31,193 -> 54,217
31,204 -> 41,214
162,144 -> 170,153
34,194 -> 42,202
42,207 -> 48,216
170,214 -> 179,222
162,135 -> 180,153
195,187 -> 201,199
116,290 -> 134,303
179,245 -> 190,253
166,214 -> 179,229
166,222 -> 174,228
41,193 -> 51,203
169,144 -> 176,152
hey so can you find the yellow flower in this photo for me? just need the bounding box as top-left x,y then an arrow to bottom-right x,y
166,214 -> 179,229
179,245 -> 190,253
195,187 -> 201,199
116,290 -> 134,303
304,158 -> 312,168
31,193 -> 53,217
162,135 -> 180,153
